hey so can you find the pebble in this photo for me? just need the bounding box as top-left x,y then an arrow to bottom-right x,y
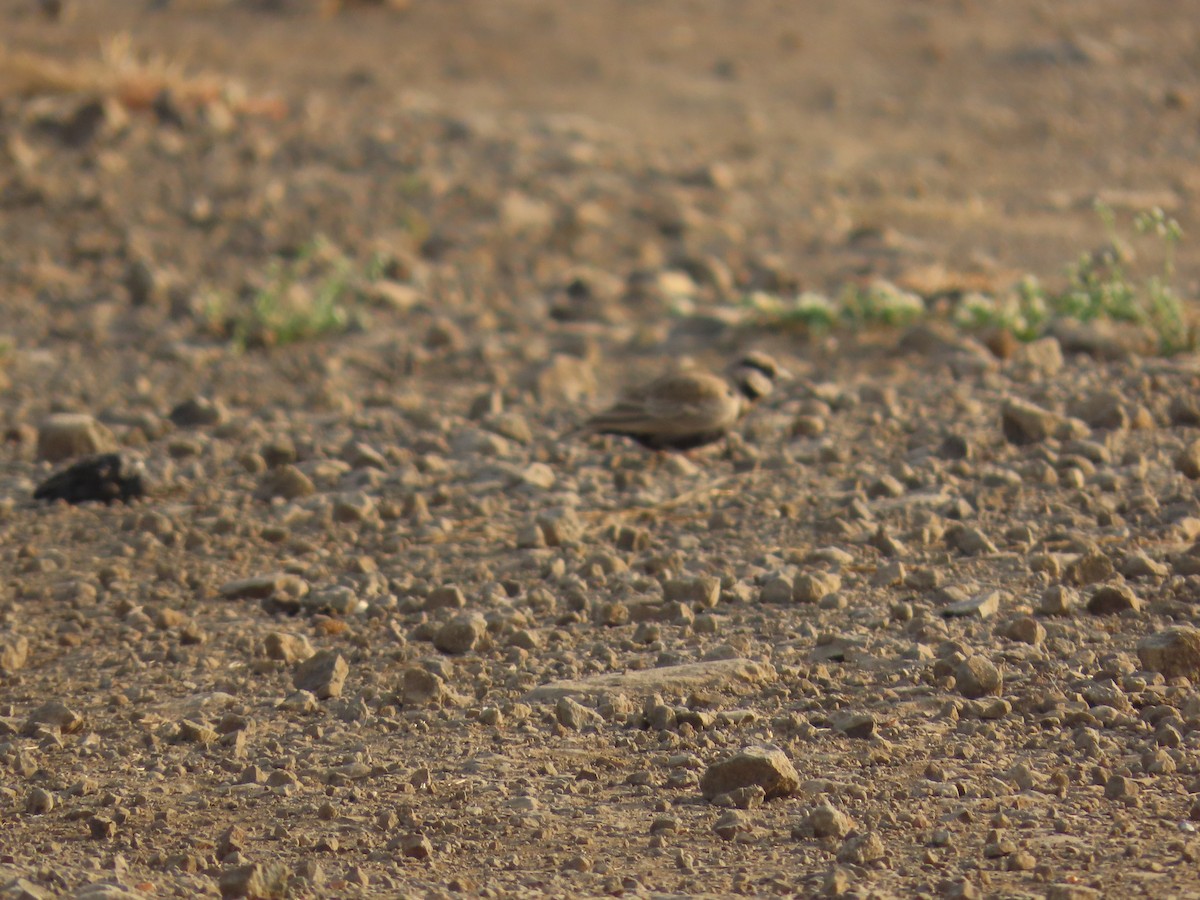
700,745 -> 800,801
292,650 -> 349,699
36,413 -> 117,462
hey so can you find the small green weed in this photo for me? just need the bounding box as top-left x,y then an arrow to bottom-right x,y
203,237 -> 382,350
742,281 -> 925,332
743,201 -> 1193,354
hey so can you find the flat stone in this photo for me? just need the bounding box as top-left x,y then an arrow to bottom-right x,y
700,745 -> 800,801
941,590 -> 1001,619
524,658 -> 776,704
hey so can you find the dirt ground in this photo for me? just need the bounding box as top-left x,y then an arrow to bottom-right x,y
3,1 -> 1200,897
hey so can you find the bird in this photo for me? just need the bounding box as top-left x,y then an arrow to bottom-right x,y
577,352 -> 788,451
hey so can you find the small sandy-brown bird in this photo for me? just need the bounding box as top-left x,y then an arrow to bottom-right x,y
579,352 -> 787,450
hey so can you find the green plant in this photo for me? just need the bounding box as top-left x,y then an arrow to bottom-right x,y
740,281 -> 925,333
202,236 -> 381,350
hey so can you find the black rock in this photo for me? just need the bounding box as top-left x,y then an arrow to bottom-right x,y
34,453 -> 147,505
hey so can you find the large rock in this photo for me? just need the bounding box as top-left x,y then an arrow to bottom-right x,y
700,745 -> 800,801
1137,627 -> 1200,679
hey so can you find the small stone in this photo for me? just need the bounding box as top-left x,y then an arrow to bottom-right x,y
712,809 -> 749,841
0,636 -> 29,674
955,656 -> 1003,699
25,788 -> 54,815
33,453 -> 146,505
700,745 -> 800,801
836,831 -> 885,864
941,590 -> 1001,619
264,632 -> 314,664
169,396 -> 227,427
178,719 -> 218,744
1177,441 -> 1200,479
947,525 -> 997,556
25,700 -> 84,734
398,833 -> 433,859
1046,885 -> 1101,900
218,862 -> 288,899
1039,585 -> 1077,616
36,413 -> 117,462
795,802 -> 855,839
1103,774 -> 1139,802
663,576 -> 721,609
256,465 -> 316,501
556,697 -> 603,730
1119,551 -> 1169,578
1001,397 -> 1060,444
292,651 -> 348,699
794,571 -> 841,604
832,711 -> 876,739
88,816 -> 116,840
1136,627 -> 1200,679
1087,583 -> 1141,615
536,506 -> 583,547
759,574 -> 795,604
402,667 -> 447,706
1003,615 -> 1045,645
434,612 -> 487,654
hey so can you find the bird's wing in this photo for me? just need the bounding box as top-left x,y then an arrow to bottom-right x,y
587,372 -> 738,437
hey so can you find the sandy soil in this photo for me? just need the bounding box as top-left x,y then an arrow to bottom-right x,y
3,1 -> 1200,897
